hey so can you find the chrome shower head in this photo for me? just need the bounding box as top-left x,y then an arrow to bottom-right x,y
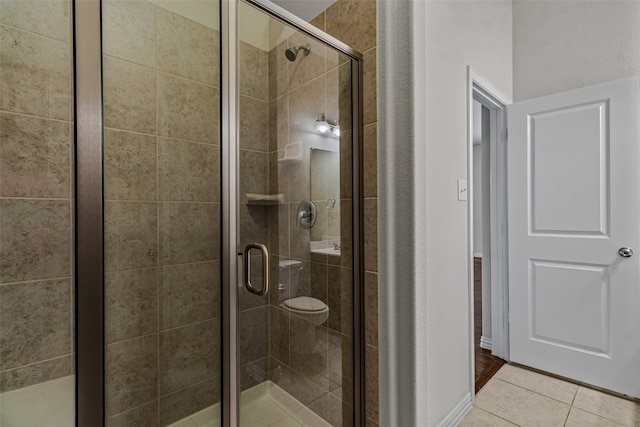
285,44 -> 311,62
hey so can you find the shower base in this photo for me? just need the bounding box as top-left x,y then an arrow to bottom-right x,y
169,380 -> 331,427
0,376 -> 329,427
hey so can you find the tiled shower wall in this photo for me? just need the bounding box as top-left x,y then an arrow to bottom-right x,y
311,1 -> 379,425
0,0 -> 75,393
266,26 -> 355,426
101,2 -> 221,425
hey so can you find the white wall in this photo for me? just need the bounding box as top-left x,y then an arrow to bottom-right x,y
425,1 -> 512,424
513,0 -> 640,101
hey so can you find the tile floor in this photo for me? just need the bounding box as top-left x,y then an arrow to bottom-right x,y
169,381 -> 331,427
460,364 -> 640,427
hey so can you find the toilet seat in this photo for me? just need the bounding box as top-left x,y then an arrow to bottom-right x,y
284,296 -> 327,312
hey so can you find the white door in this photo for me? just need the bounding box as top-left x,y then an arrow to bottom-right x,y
508,76 -> 640,398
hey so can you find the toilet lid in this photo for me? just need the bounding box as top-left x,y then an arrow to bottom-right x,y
284,296 -> 326,312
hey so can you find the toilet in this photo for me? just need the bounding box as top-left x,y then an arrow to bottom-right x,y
278,260 -> 329,354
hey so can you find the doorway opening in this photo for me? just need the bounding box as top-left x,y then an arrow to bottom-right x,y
467,68 -> 511,394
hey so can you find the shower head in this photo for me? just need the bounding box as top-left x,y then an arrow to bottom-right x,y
285,44 -> 311,62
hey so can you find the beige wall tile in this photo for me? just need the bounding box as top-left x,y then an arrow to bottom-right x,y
103,56 -> 157,134
0,279 -> 71,370
159,378 -> 219,426
270,306 -> 290,366
325,0 -> 376,54
106,334 -> 158,417
269,42 -> 288,101
104,129 -> 157,201
158,72 -> 219,144
240,358 -> 269,391
105,268 -> 158,344
159,261 -> 220,330
270,95 -> 289,151
0,355 -> 72,393
106,400 -> 158,427
102,0 -> 156,67
240,306 -> 269,365
240,96 -> 269,152
364,272 -> 378,347
0,199 -> 71,283
238,204 -> 269,251
240,42 -> 268,101
363,124 -> 377,199
572,386 -> 640,426
0,113 -> 71,198
474,379 -> 570,427
159,319 -> 219,395
271,362 -> 327,406
288,77 -> 326,148
365,344 -> 379,423
328,331 -> 352,399
105,201 -> 158,272
364,198 -> 377,272
287,35 -> 326,91
339,132 -> 352,200
326,64 -> 352,132
156,7 -> 219,86
327,266 -> 352,336
239,149 -> 269,200
0,26 -> 71,120
158,202 -> 219,265
0,0 -> 71,42
158,138 -> 219,202
363,48 -> 377,126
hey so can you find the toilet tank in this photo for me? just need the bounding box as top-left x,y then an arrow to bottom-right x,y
278,259 -> 303,301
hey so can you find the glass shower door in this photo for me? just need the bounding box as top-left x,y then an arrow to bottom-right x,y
101,1 -> 222,425
236,1 -> 358,425
0,0 -> 76,424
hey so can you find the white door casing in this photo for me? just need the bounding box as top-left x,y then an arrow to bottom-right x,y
508,76 -> 640,398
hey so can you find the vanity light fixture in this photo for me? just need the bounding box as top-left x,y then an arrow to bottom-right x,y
315,113 -> 340,137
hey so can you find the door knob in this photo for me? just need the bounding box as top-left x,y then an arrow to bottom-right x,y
618,247 -> 634,258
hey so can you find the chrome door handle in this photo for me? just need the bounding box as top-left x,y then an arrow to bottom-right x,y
618,247 -> 634,258
243,243 -> 269,296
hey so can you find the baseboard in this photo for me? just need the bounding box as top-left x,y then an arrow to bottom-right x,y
480,336 -> 492,351
473,253 -> 482,258
436,392 -> 472,427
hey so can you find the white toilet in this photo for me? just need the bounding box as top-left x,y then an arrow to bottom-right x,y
278,260 -> 329,354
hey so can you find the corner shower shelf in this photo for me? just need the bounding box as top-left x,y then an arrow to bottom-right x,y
246,193 -> 284,205
277,141 -> 303,164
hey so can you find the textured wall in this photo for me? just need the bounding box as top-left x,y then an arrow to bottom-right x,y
0,0 -> 75,393
513,0 -> 640,101
424,1 -> 512,425
101,3 -> 222,425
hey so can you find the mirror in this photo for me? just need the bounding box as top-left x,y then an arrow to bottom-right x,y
310,147 -> 341,248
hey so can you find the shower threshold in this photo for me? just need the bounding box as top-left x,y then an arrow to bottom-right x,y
168,381 -> 331,427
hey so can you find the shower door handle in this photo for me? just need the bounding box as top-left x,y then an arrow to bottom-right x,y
243,243 -> 269,296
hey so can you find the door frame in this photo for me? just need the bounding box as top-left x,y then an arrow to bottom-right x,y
466,67 -> 511,396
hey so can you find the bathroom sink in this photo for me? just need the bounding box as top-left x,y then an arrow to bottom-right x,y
310,247 -> 341,256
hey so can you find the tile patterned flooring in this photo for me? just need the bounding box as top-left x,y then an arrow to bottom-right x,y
460,364 -> 640,426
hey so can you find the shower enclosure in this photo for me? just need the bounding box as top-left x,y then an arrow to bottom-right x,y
0,0 -> 363,425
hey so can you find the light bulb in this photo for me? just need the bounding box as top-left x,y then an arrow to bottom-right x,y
332,125 -> 340,137
316,120 -> 330,133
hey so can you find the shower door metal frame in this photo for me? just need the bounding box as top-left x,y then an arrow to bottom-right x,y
74,0 -> 105,425
74,0 -> 363,424
222,1 -> 364,425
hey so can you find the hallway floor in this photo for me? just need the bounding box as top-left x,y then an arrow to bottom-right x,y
460,364 -> 640,426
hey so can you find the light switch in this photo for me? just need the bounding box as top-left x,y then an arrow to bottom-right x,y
457,179 -> 468,201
